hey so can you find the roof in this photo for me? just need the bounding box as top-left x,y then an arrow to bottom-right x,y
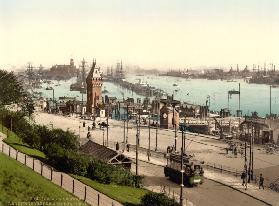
80,140 -> 117,161
86,59 -> 102,81
80,141 -> 132,167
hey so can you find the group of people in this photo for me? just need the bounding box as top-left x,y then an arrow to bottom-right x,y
166,145 -> 175,153
83,121 -> 96,139
241,171 -> 264,189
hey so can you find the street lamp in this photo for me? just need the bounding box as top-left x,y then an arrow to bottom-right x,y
148,109 -> 151,161
136,114 -> 139,176
106,104 -> 109,147
171,101 -> 179,151
123,118 -> 126,151
135,103 -> 144,175
155,98 -> 160,151
81,83 -> 85,116
126,102 -> 130,148
179,123 -> 187,206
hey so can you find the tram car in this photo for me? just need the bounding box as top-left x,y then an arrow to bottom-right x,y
164,152 -> 204,187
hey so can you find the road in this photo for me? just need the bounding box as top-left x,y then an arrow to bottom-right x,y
33,112 -> 277,205
133,160 -> 266,206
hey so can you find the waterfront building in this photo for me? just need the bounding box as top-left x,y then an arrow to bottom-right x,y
86,59 -> 103,116
180,102 -> 208,118
46,58 -> 78,80
160,104 -> 179,129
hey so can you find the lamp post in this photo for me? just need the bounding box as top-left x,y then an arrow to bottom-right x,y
148,110 -> 151,161
155,98 -> 159,151
136,114 -> 139,176
171,102 -> 178,151
106,104 -> 109,147
126,102 -> 129,148
270,85 -> 272,117
138,105 -> 143,147
123,119 -> 126,151
244,140 -> 248,190
81,83 -> 85,116
179,123 -> 187,205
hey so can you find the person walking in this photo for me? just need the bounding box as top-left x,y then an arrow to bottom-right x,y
259,173 -> 264,189
241,170 -> 246,186
87,131 -> 91,139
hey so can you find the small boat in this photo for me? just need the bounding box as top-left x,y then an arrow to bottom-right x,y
103,89 -> 109,94
46,86 -> 53,90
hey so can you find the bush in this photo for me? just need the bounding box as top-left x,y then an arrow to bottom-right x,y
49,129 -> 79,151
141,192 -> 179,206
45,143 -> 89,176
0,109 -> 142,188
86,159 -> 142,187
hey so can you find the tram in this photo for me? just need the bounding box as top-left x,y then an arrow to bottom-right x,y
164,152 -> 204,187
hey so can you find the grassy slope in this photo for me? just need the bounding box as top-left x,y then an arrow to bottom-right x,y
0,124 -> 46,159
0,153 -> 86,205
0,124 -> 148,205
73,175 -> 148,206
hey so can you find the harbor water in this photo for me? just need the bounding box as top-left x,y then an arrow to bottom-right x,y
37,75 -> 279,117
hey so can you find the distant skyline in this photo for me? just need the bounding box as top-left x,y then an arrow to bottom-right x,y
1,0 -> 279,70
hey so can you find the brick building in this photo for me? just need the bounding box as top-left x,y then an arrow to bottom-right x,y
86,59 -> 103,116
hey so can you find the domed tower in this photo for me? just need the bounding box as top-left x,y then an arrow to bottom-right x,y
70,58 -> 74,67
86,59 -> 103,115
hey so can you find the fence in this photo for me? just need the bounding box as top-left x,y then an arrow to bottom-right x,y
156,185 -> 195,206
203,161 -> 279,192
0,140 -> 122,206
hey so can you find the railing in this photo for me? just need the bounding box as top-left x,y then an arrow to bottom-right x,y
151,185 -> 195,206
0,140 -> 122,206
204,162 -> 242,177
204,161 -> 278,193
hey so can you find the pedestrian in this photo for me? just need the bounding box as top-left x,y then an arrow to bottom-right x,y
83,121 -> 85,127
126,143 -> 130,152
87,131 -> 91,139
241,170 -> 246,186
234,147 -> 237,157
167,146 -> 170,153
116,142 -> 119,151
88,125 -> 90,131
259,173 -> 264,189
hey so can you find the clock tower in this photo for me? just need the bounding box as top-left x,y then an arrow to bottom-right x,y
86,59 -> 103,115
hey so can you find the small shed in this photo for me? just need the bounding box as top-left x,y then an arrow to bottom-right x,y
80,140 -> 132,170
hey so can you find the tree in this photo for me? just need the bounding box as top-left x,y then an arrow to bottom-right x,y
21,95 -> 35,118
0,70 -> 24,106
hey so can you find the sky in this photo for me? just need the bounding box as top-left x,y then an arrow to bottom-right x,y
1,0 -> 279,70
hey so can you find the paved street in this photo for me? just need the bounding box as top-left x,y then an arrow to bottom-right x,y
133,161 -> 266,206
33,112 -> 279,206
34,112 -> 279,173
